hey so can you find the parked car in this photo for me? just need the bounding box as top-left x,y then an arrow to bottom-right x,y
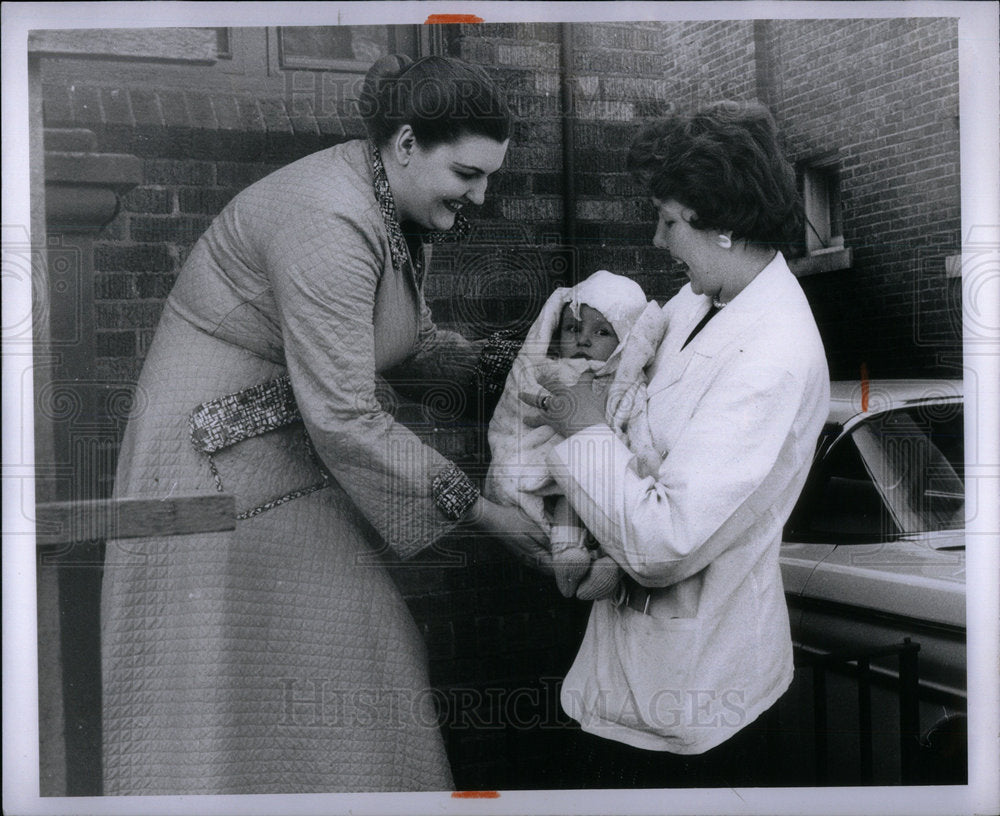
779,379 -> 966,784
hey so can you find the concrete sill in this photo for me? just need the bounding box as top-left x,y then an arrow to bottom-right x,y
789,247 -> 853,277
44,132 -> 142,232
45,152 -> 143,189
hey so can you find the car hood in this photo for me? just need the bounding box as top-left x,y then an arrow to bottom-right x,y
921,529 -> 965,551
784,536 -> 966,629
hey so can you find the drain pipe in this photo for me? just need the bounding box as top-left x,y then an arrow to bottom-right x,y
559,22 -> 578,282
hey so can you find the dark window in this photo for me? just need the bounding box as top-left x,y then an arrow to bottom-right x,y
278,25 -> 392,72
787,425 -> 894,542
802,163 -> 844,254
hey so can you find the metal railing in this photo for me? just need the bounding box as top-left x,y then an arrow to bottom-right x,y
794,639 -> 921,785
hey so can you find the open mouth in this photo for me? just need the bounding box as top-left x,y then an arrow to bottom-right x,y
444,200 -> 464,213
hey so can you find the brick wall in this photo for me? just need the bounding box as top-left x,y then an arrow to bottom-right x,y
41,18 -> 963,383
761,17 -> 962,378
450,18 -> 962,379
452,21 -> 762,305
35,18 -> 963,791
42,83 -> 365,381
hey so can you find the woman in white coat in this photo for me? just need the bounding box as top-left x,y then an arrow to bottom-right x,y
527,101 -> 830,787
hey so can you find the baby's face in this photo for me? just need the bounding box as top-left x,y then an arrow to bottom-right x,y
557,303 -> 620,362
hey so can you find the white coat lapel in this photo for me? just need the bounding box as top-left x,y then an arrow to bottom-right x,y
673,253 -> 792,361
646,293 -> 713,394
646,253 -> 792,395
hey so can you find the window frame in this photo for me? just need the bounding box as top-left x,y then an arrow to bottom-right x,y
802,162 -> 844,254
789,153 -> 853,277
267,25 -> 424,75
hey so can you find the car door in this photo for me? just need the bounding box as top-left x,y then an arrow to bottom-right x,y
778,401 -> 967,784
781,404 -> 966,699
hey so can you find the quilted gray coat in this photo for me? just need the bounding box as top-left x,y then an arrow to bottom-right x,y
102,139 -> 483,794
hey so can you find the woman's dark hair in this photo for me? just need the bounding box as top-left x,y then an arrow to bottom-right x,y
627,101 -> 801,248
359,54 -> 513,147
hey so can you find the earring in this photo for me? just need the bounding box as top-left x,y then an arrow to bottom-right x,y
717,234 -> 732,249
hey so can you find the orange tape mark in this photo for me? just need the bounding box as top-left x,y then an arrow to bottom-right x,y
425,14 -> 484,24
860,362 -> 870,412
452,791 -> 500,799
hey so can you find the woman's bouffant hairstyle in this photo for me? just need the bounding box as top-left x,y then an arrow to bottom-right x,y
359,54 -> 513,147
627,101 -> 802,248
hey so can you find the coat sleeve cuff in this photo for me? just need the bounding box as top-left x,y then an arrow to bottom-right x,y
432,463 -> 481,521
474,330 -> 522,398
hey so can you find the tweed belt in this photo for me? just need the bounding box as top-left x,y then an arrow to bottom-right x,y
188,374 -> 330,519
190,374 -> 301,454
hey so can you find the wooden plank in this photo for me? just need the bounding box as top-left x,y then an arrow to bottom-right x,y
35,494 -> 236,547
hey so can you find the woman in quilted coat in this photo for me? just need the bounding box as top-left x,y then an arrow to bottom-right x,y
101,55 -> 547,795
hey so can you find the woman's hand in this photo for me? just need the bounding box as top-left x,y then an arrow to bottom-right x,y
519,371 -> 607,437
464,497 -> 553,574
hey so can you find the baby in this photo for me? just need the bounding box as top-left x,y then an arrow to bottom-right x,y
486,270 -> 668,598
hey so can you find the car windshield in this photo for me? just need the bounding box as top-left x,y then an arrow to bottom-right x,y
784,404 -> 964,542
851,407 -> 964,534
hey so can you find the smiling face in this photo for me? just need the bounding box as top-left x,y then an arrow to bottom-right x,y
393,131 -> 509,231
652,198 -> 726,298
557,303 -> 621,362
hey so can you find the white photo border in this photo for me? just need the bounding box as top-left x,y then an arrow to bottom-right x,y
3,2 -> 997,815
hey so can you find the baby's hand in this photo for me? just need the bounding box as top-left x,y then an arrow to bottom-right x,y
519,371 -> 607,436
575,556 -> 622,601
551,545 -> 591,598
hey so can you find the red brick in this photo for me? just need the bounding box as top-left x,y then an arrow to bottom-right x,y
317,113 -> 352,139
185,92 -> 218,130
100,88 -> 134,127
143,158 -> 215,186
286,95 -> 320,136
236,98 -> 266,132
135,273 -> 176,299
70,86 -> 103,125
94,273 -> 138,300
157,89 -> 189,128
95,330 -> 135,358
259,98 -> 293,133
41,83 -> 74,125
43,128 -> 98,152
216,162 -> 279,188
213,94 -> 243,131
96,302 -> 163,329
178,188 -> 235,214
486,173 -> 530,197
121,187 -> 173,214
527,173 -> 561,196
130,215 -> 211,243
128,89 -> 164,128
94,243 -> 173,273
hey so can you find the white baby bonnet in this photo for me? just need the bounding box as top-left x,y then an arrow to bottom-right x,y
485,270 -> 652,528
517,269 -> 650,373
